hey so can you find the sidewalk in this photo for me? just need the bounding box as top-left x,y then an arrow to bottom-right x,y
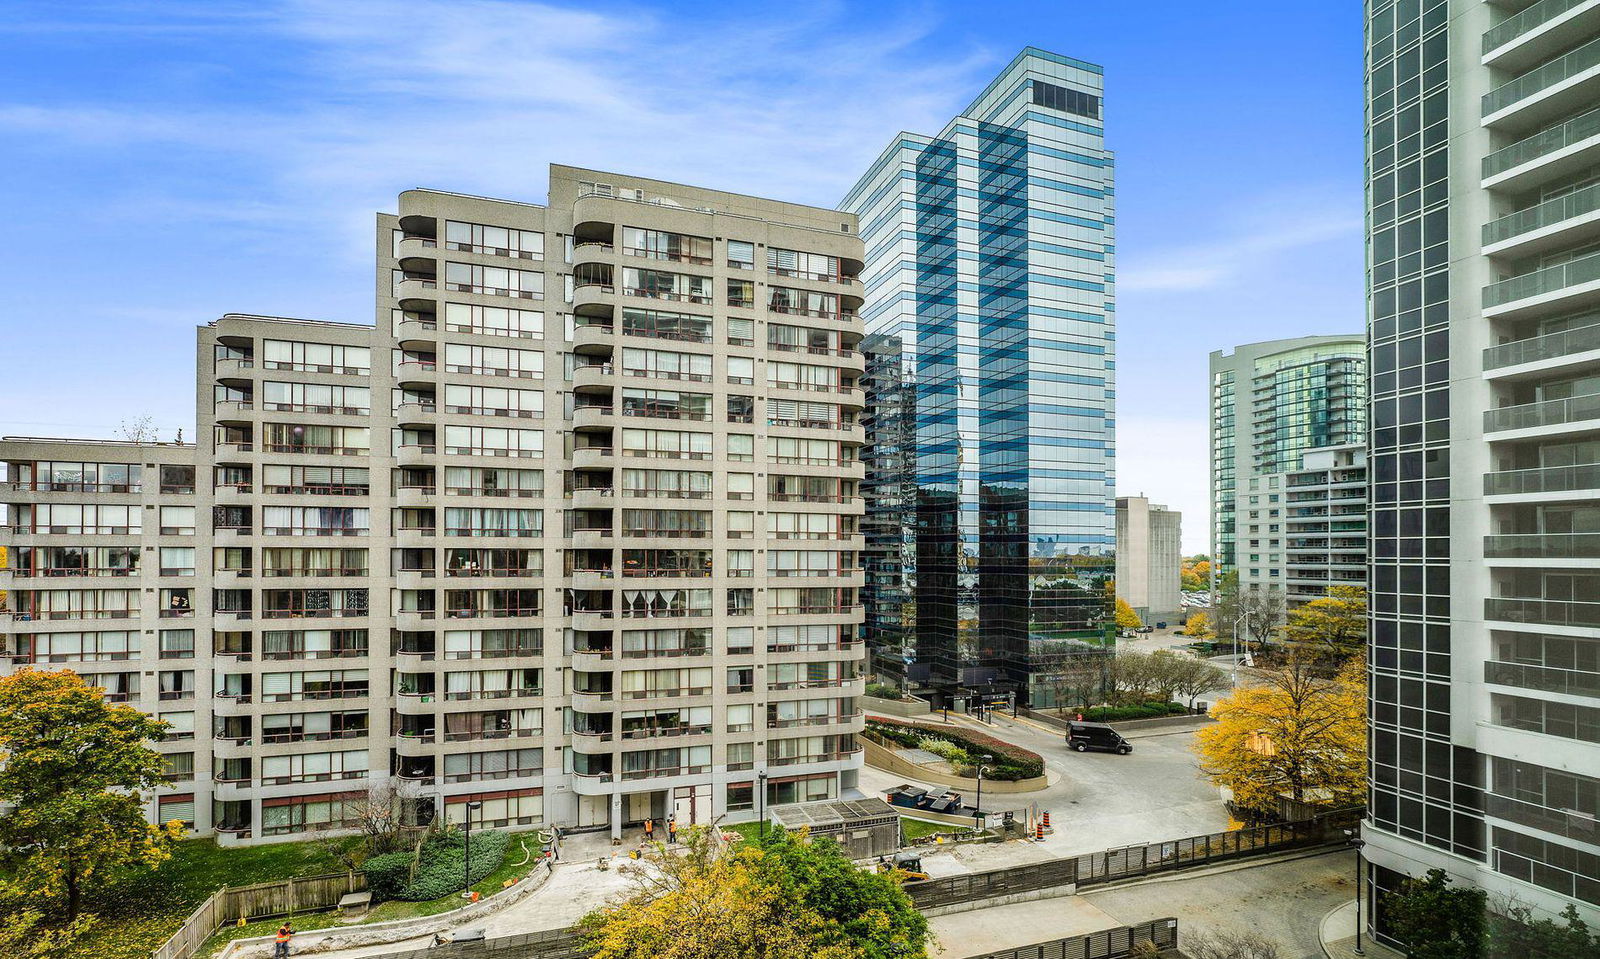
1318,900 -> 1404,959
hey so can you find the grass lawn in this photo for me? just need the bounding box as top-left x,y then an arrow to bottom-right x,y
199,833 -> 546,957
65,837 -> 344,959
899,817 -> 959,842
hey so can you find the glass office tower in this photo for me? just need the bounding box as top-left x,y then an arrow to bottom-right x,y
844,48 -> 1115,708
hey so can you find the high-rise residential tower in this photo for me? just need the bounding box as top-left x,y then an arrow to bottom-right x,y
1,165 -> 868,843
1362,0 -> 1600,928
1114,496 -> 1182,625
1209,336 -> 1367,599
844,48 -> 1117,708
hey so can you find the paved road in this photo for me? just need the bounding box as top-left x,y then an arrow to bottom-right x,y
869,711 -> 1230,875
930,849 -> 1355,959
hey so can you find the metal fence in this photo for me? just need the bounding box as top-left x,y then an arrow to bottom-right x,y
151,872 -> 366,959
386,927 -> 588,959
906,807 -> 1361,910
960,917 -> 1178,959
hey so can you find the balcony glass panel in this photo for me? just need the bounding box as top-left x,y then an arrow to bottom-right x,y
1484,181 -> 1600,246
1484,105 -> 1600,179
1484,0 -> 1593,54
1485,660 -> 1600,697
1483,35 -> 1600,117
1484,321 -> 1600,369
1483,391 -> 1600,431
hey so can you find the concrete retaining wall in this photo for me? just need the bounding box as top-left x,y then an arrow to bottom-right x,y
217,860 -> 555,959
862,694 -> 933,719
861,737 -> 1047,793
917,883 -> 1079,917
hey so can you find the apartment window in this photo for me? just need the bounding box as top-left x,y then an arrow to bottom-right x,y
445,220 -> 544,259
727,279 -> 755,309
159,629 -> 195,660
160,548 -> 196,576
727,241 -> 755,269
445,262 -> 544,299
727,435 -> 754,462
727,317 -> 754,347
728,356 -> 755,385
161,465 -> 196,494
160,711 -> 195,741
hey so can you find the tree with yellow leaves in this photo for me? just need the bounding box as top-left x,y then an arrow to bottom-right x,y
1282,585 -> 1367,660
1114,597 -> 1143,630
0,669 -> 182,922
1184,611 -> 1214,640
1194,654 -> 1365,818
582,826 -> 928,959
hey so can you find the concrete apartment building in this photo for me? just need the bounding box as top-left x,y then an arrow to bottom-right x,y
1209,336 -> 1366,598
1361,0 -> 1600,928
1,165 -> 868,843
1281,444 -> 1368,607
1114,496 -> 1181,625
844,48 -> 1116,709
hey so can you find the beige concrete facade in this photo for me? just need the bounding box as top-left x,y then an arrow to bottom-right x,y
1114,496 -> 1181,624
2,165 -> 867,843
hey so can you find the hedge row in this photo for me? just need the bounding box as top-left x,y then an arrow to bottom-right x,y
1082,701 -> 1187,722
864,717 -> 1044,781
364,829 -> 511,902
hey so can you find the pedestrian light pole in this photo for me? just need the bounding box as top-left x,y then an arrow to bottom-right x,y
973,754 -> 992,833
1343,828 -> 1366,955
462,799 -> 483,895
757,770 -> 769,839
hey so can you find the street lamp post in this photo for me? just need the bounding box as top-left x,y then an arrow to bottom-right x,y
1343,828 -> 1366,956
757,771 -> 769,839
973,754 -> 992,833
1233,611 -> 1247,686
462,799 -> 483,895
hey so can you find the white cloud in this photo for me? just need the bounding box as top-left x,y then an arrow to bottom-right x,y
1119,204 -> 1360,294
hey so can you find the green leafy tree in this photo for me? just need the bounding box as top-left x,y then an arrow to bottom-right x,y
1490,904 -> 1596,959
1385,869 -> 1486,959
0,669 -> 182,921
753,829 -> 929,959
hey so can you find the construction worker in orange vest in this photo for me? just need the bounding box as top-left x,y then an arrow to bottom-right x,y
273,922 -> 293,957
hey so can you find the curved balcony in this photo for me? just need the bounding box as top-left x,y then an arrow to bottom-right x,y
570,769 -> 616,796
211,735 -> 255,760
395,444 -> 437,468
572,323 -> 614,355
395,484 -> 437,508
396,731 -> 438,756
570,486 -> 614,510
212,776 -> 253,800
395,690 -> 441,714
572,282 -> 616,314
572,447 -> 613,469
573,405 -> 616,431
394,569 -> 437,590
571,528 -> 615,550
570,609 -> 616,632
571,363 -> 613,392
569,568 -> 616,591
569,689 -> 616,711
571,240 -> 616,270
394,275 -> 439,301
398,232 -> 439,255
570,649 -> 616,672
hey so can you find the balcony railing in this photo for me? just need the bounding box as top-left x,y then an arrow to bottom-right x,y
1486,249 -> 1600,311
1485,792 -> 1600,843
1484,532 -> 1600,558
1484,660 -> 1600,697
1483,34 -> 1600,117
1484,462 -> 1600,495
1485,181 -> 1600,247
1484,104 -> 1600,179
1484,0 -> 1593,53
1485,596 -> 1600,627
1484,391 -> 1600,432
1484,321 -> 1600,370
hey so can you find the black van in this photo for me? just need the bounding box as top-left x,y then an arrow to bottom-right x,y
1066,721 -> 1133,755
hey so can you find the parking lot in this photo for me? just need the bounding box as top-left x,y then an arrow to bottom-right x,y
860,709 -> 1232,874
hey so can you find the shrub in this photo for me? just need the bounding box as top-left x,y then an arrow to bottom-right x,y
362,828 -> 510,902
865,682 -> 904,700
865,717 -> 1044,780
915,736 -> 971,766
1083,701 -> 1187,722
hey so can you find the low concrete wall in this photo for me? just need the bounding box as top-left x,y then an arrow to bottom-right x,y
1020,708 -> 1214,737
862,694 -> 933,719
217,860 -> 555,959
862,737 -> 1047,793
918,883 -> 1079,918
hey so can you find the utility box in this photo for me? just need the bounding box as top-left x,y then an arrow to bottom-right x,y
771,798 -> 901,860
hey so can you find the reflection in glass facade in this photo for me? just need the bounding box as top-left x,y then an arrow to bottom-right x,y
844,48 -> 1115,706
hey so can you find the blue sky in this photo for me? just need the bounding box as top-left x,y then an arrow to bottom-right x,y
0,1 -> 1363,552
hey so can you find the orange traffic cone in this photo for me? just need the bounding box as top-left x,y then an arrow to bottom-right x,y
1035,821 -> 1045,841
1042,810 -> 1052,830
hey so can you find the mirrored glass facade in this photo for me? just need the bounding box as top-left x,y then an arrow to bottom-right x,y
844,48 -> 1115,707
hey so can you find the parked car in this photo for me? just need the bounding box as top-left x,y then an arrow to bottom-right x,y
1066,721 -> 1133,755
1154,621 -> 1167,629
1135,625 -> 1155,634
